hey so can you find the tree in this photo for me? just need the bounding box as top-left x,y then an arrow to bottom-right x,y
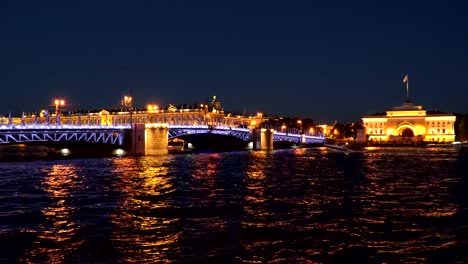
457,114 -> 468,141
348,122 -> 364,142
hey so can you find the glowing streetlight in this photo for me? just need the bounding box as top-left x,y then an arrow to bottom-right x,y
54,99 -> 65,114
281,125 -> 286,131
122,95 -> 133,125
147,104 -> 158,113
309,127 -> 314,134
122,96 -> 132,108
297,120 -> 302,134
250,120 -> 257,129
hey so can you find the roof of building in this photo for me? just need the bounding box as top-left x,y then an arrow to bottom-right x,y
390,100 -> 424,111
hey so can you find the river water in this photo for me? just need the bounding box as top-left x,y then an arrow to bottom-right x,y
0,147 -> 467,263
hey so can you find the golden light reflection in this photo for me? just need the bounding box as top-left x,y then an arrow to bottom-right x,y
359,149 -> 459,260
110,156 -> 180,263
192,153 -> 221,181
241,151 -> 276,262
189,153 -> 235,248
26,164 -> 83,263
244,151 -> 270,199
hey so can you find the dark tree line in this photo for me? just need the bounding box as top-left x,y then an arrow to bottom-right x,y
331,122 -> 364,141
455,113 -> 468,141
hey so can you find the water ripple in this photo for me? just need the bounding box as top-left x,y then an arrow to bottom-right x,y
0,148 -> 466,263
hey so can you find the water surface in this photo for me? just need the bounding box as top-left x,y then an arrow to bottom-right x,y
0,147 -> 467,263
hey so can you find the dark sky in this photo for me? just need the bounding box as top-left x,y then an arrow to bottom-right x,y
1,0 -> 467,123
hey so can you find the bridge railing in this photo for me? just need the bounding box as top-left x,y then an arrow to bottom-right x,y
2,112 -> 325,140
8,111 -> 255,129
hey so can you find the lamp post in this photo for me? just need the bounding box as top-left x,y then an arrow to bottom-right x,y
297,120 -> 302,134
54,98 -> 65,125
122,96 -> 133,125
147,104 -> 158,123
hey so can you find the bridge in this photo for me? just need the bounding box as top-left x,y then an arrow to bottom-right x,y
0,98 -> 324,155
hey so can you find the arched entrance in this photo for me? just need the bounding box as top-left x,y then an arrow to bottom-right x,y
401,128 -> 414,138
393,125 -> 416,144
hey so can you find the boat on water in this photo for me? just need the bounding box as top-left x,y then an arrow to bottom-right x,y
324,143 -> 364,153
324,144 -> 347,152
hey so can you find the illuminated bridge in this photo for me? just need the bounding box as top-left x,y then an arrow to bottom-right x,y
0,101 -> 324,155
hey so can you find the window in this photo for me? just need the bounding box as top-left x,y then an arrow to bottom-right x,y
443,128 -> 446,134
380,129 -> 383,134
437,129 -> 440,134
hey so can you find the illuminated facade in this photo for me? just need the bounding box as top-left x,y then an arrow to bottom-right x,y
362,101 -> 456,143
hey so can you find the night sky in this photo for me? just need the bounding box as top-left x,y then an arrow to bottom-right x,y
1,0 -> 467,123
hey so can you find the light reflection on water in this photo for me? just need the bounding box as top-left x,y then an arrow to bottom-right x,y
0,147 -> 466,263
26,164 -> 83,263
111,157 -> 180,263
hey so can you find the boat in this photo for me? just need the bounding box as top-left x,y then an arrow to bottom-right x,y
324,144 -> 348,152
324,140 -> 367,154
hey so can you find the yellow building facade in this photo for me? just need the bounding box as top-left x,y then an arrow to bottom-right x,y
362,101 -> 456,143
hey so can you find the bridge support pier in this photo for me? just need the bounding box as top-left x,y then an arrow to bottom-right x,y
145,124 -> 169,155
130,123 -> 169,155
131,124 -> 146,155
253,128 -> 274,151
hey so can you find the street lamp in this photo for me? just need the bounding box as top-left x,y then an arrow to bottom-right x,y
122,96 -> 132,108
54,99 -> 65,115
297,120 -> 302,134
309,127 -> 314,135
147,104 -> 158,113
122,96 -> 133,125
54,98 -> 65,125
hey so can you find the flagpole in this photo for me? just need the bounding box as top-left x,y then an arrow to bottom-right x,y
406,78 -> 409,100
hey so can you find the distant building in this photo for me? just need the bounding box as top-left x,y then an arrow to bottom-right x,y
362,100 -> 456,143
317,124 -> 334,137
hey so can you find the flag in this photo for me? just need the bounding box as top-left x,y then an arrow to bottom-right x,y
402,74 -> 408,83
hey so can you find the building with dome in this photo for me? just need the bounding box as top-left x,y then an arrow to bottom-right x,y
362,100 -> 456,144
